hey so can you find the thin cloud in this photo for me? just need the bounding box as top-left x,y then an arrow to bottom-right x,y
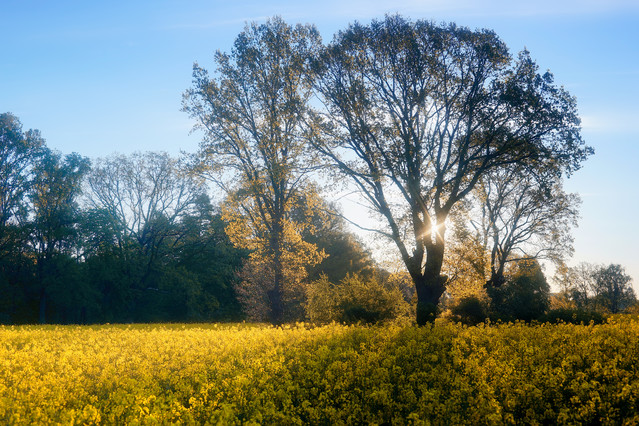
581,112 -> 639,134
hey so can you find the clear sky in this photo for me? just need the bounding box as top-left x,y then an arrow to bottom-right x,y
2,0 -> 638,289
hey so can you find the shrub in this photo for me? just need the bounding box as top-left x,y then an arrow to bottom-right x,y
306,273 -> 409,324
450,296 -> 488,325
542,308 -> 605,325
487,259 -> 550,322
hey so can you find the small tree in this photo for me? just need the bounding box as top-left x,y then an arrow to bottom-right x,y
592,264 -> 635,314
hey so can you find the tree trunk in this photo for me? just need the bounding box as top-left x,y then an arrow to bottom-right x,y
39,286 -> 47,324
267,286 -> 284,325
268,219 -> 285,325
486,267 -> 506,289
269,238 -> 284,324
415,275 -> 447,325
37,255 -> 47,324
414,243 -> 447,326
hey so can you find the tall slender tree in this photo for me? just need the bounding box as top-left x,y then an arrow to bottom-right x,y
183,18 -> 324,323
0,113 -> 45,258
0,113 -> 46,322
30,150 -> 90,323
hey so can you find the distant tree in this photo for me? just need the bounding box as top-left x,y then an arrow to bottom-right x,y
311,16 -> 591,324
84,152 -> 238,322
555,262 -> 599,310
592,264 -> 635,314
86,152 -> 204,252
478,167 -> 580,289
0,113 -> 46,323
30,149 -> 90,323
183,18 -> 325,323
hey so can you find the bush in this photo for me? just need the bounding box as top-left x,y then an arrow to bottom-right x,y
306,273 -> 409,324
542,308 -> 605,325
487,259 -> 550,322
450,296 -> 488,326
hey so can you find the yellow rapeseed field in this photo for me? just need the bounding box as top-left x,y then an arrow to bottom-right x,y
1,318 -> 639,424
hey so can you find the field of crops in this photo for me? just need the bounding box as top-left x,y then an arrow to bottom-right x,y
2,318 -> 639,425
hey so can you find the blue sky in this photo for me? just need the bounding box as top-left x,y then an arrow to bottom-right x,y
2,0 -> 638,289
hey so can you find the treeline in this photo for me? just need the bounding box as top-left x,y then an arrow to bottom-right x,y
1,111 -> 635,325
0,115 -> 234,323
0,113 -> 384,324
447,258 -> 637,326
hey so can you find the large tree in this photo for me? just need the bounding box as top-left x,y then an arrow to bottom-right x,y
311,16 -> 591,324
85,151 -> 226,321
86,152 -> 205,259
183,18 -> 324,323
0,113 -> 46,322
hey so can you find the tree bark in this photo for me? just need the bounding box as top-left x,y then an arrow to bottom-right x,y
415,275 -> 447,326
39,286 -> 47,324
267,286 -> 283,325
414,242 -> 447,326
268,219 -> 285,325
